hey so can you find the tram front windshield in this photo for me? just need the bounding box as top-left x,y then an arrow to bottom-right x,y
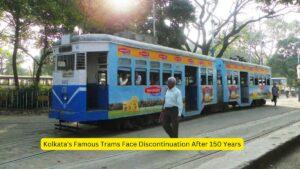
57,54 -> 75,71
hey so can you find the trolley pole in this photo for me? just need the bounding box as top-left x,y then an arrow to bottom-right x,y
211,19 -> 215,57
297,63 -> 300,102
152,0 -> 156,39
297,42 -> 300,102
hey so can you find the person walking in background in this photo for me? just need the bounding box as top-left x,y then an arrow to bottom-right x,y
161,77 -> 183,138
272,83 -> 279,106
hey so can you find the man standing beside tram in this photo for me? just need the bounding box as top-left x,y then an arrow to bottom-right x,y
160,77 -> 183,138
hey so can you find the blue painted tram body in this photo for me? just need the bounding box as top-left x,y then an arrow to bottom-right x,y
49,34 -> 271,122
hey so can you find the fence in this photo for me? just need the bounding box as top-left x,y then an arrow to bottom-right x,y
0,89 -> 51,109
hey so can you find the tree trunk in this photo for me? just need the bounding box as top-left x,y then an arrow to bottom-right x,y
34,27 -> 49,88
12,15 -> 21,89
201,46 -> 210,56
34,62 -> 43,88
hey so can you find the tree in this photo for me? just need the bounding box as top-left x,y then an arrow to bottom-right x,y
138,0 -> 196,50
268,35 -> 300,87
139,0 -> 195,49
185,0 -> 288,57
28,0 -> 83,88
259,0 -> 300,5
222,26 -> 266,64
0,0 -> 33,89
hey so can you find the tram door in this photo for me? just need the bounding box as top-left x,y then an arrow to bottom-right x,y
87,52 -> 108,110
240,72 -> 249,103
185,66 -> 198,111
217,70 -> 223,103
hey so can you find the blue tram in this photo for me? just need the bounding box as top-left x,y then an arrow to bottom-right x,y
49,34 -> 271,122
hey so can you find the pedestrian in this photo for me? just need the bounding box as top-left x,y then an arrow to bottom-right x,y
272,83 -> 279,106
160,77 -> 183,138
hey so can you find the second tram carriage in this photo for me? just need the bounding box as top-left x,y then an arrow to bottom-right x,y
271,77 -> 287,94
50,34 -> 271,122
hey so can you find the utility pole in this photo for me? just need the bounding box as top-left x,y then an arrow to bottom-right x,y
152,0 -> 156,39
296,41 -> 300,102
211,19 -> 215,57
248,25 -> 252,63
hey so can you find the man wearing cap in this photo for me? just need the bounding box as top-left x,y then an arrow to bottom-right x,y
161,77 -> 183,138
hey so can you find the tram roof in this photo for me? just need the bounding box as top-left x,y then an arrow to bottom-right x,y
221,58 -> 271,70
271,77 -> 287,80
57,34 -> 215,61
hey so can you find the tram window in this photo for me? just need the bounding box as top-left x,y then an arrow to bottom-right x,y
207,69 -> 213,85
150,70 -> 160,85
98,71 -> 107,85
267,78 -> 270,85
254,77 -> 259,85
163,71 -> 172,85
163,63 -> 172,69
217,71 -> 222,85
174,65 -> 181,70
98,56 -> 107,68
233,76 -> 238,85
57,54 -> 74,71
150,61 -> 160,68
118,58 -> 131,66
135,69 -> 146,85
258,77 -> 263,85
201,68 -> 207,85
174,72 -> 182,85
208,75 -> 213,85
250,76 -> 254,86
136,60 -> 147,67
227,74 -> 233,85
118,68 -> 131,86
262,77 -> 266,85
76,53 -> 85,70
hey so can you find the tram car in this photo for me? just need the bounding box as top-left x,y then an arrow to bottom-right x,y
49,34 -> 271,123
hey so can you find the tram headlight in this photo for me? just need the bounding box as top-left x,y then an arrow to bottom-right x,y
63,94 -> 68,101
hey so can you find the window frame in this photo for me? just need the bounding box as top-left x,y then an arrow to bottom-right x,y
174,71 -> 182,85
201,67 -> 207,85
163,70 -> 172,85
207,68 -> 213,85
254,75 -> 259,85
117,58 -> 132,86
56,54 -> 75,71
250,75 -> 254,86
134,59 -> 147,86
118,67 -> 132,86
227,72 -> 233,85
135,68 -> 147,86
150,69 -> 160,85
76,53 -> 86,70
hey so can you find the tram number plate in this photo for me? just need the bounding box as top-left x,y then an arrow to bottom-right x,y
63,71 -> 74,77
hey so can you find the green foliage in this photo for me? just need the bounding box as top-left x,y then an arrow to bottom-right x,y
268,35 -> 300,87
138,0 -> 195,50
259,0 -> 300,5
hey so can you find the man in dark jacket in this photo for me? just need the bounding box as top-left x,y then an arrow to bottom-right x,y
272,83 -> 279,106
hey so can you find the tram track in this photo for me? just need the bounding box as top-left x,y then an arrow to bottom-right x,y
166,118 -> 300,169
51,108 -> 300,169
0,106 -> 298,168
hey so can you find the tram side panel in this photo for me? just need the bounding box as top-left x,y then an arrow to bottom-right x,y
221,59 -> 271,107
248,73 -> 272,103
108,43 -> 172,120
